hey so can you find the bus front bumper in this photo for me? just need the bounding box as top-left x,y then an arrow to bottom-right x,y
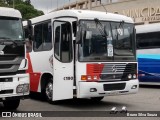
0,74 -> 29,101
78,79 -> 139,98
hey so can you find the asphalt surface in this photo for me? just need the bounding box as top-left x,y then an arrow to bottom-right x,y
0,85 -> 160,120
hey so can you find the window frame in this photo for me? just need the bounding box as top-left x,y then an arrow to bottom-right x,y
33,20 -> 52,52
53,20 -> 73,63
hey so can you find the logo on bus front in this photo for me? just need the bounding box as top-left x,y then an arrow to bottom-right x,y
112,65 -> 117,72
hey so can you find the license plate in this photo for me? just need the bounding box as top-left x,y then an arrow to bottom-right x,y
110,91 -> 119,95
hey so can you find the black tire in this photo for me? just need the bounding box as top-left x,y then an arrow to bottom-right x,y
45,79 -> 53,103
3,99 -> 20,110
90,97 -> 104,102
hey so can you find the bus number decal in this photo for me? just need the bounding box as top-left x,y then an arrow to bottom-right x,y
63,77 -> 73,80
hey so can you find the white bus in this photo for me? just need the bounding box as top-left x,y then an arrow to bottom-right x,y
0,7 -> 29,109
136,23 -> 160,85
24,10 -> 138,103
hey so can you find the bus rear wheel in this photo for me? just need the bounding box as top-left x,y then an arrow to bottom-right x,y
90,97 -> 104,102
3,99 -> 20,110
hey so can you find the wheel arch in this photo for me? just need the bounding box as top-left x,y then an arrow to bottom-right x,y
40,72 -> 53,92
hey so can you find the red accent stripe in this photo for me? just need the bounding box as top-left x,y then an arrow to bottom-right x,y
26,53 -> 41,92
86,64 -> 104,79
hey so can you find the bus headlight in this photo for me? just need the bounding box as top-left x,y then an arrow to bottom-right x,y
133,74 -> 137,79
128,74 -> 132,79
16,84 -> 29,93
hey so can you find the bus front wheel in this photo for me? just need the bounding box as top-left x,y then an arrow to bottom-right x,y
45,79 -> 53,103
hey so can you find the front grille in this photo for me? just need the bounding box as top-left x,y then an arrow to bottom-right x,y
0,45 -> 25,74
0,56 -> 23,73
0,65 -> 13,69
102,63 -> 137,73
87,63 -> 137,82
100,63 -> 137,81
0,70 -> 26,76
103,83 -> 126,91
0,89 -> 13,94
0,78 -> 12,82
0,55 -> 17,61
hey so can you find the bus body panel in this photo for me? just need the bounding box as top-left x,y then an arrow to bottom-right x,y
27,50 -> 53,92
137,49 -> 160,83
136,23 -> 160,85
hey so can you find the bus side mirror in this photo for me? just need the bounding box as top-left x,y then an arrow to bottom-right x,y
27,20 -> 33,41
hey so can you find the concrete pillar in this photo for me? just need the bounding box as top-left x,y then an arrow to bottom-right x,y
88,0 -> 92,10
95,0 -> 98,6
76,3 -> 79,9
85,1 -> 88,9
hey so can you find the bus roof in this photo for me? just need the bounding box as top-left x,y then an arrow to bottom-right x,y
0,7 -> 22,18
136,23 -> 160,34
24,10 -> 134,25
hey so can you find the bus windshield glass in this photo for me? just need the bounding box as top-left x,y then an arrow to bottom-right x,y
78,20 -> 136,62
0,17 -> 24,41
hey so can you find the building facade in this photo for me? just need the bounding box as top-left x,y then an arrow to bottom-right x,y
54,0 -> 160,25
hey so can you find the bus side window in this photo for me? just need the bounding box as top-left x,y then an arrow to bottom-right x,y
34,24 -> 43,51
43,22 -> 52,50
34,21 -> 52,52
54,21 -> 72,62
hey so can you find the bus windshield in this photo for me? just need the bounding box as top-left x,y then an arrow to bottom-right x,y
78,20 -> 136,62
0,17 -> 24,41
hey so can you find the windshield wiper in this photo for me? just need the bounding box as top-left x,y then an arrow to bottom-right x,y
94,18 -> 108,38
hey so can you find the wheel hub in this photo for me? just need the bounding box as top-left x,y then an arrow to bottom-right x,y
45,82 -> 53,100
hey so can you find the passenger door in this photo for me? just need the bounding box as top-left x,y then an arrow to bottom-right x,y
53,18 -> 76,101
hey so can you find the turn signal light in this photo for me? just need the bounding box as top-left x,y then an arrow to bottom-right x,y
81,75 -> 99,81
81,75 -> 87,80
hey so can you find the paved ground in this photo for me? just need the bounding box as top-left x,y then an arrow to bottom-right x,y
0,85 -> 160,119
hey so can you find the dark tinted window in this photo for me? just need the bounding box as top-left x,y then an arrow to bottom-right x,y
34,21 -> 52,51
54,21 -> 72,62
137,32 -> 160,49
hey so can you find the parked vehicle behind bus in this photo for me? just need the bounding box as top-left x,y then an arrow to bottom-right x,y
0,7 -> 29,109
24,10 -> 138,103
136,23 -> 160,85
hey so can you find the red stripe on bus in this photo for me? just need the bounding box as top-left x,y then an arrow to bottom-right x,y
26,53 -> 41,92
86,64 -> 104,77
